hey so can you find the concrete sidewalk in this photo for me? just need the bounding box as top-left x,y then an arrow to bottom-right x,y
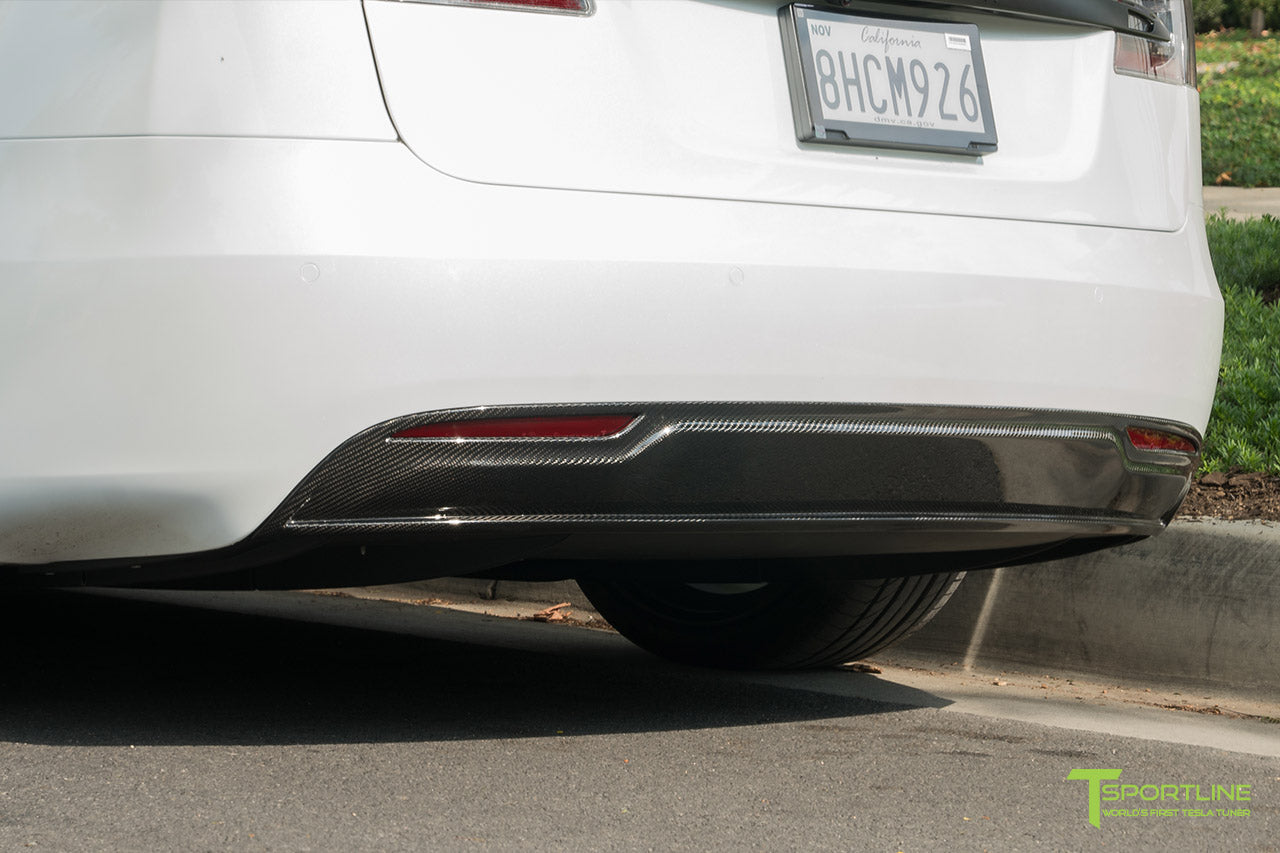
1203,186 -> 1280,220
386,518 -> 1279,701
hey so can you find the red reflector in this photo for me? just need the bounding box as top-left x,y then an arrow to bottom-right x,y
393,414 -> 637,440
468,0 -> 590,11
1126,427 -> 1197,454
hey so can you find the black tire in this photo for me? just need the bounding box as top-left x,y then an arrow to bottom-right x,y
577,569 -> 964,670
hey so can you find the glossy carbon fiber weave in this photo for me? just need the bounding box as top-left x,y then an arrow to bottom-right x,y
252,402 -> 1198,539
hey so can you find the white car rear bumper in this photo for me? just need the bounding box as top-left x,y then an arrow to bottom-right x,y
0,137 -> 1222,565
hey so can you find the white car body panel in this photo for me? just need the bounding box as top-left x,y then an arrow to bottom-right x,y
0,0 -> 1222,568
0,0 -> 395,141
366,0 -> 1193,230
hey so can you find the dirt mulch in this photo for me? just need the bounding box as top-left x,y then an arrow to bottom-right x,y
1176,469 -> 1280,521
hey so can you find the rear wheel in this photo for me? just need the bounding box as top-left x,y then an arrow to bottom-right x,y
577,569 -> 964,670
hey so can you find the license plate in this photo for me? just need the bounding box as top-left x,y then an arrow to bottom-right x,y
780,5 -> 998,155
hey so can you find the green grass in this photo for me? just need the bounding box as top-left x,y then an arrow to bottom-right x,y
1201,214 -> 1280,473
1198,32 -> 1280,187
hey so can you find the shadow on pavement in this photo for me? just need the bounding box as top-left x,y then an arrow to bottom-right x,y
0,589 -> 948,747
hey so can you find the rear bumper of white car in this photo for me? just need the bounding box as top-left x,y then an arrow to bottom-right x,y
0,136 -> 1222,571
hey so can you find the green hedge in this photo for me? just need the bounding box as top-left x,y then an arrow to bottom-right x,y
1195,0 -> 1279,32
1201,215 -> 1280,474
1198,34 -> 1280,187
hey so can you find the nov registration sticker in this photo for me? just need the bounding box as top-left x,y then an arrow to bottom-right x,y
780,5 -> 998,155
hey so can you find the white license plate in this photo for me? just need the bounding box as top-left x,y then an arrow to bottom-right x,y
781,5 -> 998,155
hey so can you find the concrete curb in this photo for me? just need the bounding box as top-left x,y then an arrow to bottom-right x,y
398,519 -> 1278,699
399,577 -> 590,609
893,519 -> 1279,699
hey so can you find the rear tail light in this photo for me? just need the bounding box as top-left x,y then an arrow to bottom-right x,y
403,0 -> 592,15
392,414 -> 636,440
1114,0 -> 1194,85
1126,426 -> 1198,454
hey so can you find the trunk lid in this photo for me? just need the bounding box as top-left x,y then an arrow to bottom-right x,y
364,0 -> 1195,231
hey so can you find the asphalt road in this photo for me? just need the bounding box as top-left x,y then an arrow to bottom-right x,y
0,590 -> 1275,851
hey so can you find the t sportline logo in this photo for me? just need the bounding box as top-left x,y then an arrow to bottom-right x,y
1068,769 -> 1253,828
